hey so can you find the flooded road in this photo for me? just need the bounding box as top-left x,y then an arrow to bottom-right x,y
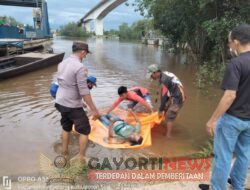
0,37 -> 222,177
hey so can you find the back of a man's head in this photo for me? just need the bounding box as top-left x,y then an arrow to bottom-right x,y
118,86 -> 128,95
231,24 -> 250,45
72,41 -> 90,53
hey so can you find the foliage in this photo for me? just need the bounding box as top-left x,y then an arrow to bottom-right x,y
190,140 -> 214,158
118,23 -> 134,40
132,0 -> 250,86
0,16 -> 24,27
196,62 -> 226,88
133,0 -> 250,64
61,162 -> 88,178
105,19 -> 156,40
104,29 -> 119,37
59,22 -> 90,38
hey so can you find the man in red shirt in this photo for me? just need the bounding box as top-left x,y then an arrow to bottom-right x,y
107,86 -> 153,114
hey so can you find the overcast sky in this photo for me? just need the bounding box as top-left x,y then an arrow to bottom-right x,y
0,0 -> 143,30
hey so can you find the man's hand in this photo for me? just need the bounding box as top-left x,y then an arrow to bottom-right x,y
205,90 -> 236,137
91,110 -> 100,120
127,108 -> 133,112
206,119 -> 217,137
158,111 -> 164,119
149,108 -> 154,114
147,107 -> 153,114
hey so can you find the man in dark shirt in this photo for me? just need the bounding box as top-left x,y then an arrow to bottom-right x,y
205,24 -> 250,190
146,64 -> 185,138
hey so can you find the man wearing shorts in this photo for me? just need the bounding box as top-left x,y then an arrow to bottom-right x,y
55,41 -> 100,162
146,64 -> 185,138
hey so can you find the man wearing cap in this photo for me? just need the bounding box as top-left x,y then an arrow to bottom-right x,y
146,64 -> 185,138
55,41 -> 100,162
87,75 -> 97,90
50,75 -> 97,98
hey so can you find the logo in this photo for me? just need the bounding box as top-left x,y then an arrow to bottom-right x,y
39,153 -> 87,185
87,157 -> 211,182
54,155 -> 67,169
2,176 -> 11,190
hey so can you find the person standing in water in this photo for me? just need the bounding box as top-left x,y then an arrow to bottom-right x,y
146,64 -> 185,138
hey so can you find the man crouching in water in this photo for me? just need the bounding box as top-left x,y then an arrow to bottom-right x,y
146,64 -> 185,138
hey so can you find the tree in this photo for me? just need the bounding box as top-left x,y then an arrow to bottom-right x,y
59,22 -> 90,38
0,16 -> 24,27
105,19 -> 155,40
133,0 -> 250,64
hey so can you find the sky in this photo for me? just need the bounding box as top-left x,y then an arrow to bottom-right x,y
0,0 -> 143,30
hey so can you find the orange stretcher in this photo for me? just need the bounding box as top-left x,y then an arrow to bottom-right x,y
88,108 -> 163,149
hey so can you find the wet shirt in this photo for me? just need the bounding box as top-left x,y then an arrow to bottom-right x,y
113,121 -> 140,139
112,87 -> 148,108
129,86 -> 149,97
159,71 -> 183,112
221,51 -> 250,120
56,55 -> 90,108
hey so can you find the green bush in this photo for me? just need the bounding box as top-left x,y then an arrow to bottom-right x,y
60,22 -> 90,38
196,62 -> 225,89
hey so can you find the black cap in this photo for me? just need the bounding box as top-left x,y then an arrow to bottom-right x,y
118,86 -> 128,95
72,41 -> 91,53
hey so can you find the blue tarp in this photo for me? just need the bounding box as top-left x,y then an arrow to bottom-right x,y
0,25 -> 24,39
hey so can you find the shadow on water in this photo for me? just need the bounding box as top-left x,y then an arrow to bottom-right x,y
0,37 -> 222,176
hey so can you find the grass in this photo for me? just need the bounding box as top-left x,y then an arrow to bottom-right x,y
190,139 -> 214,159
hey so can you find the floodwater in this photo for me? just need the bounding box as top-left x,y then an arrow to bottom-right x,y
0,37 -> 222,177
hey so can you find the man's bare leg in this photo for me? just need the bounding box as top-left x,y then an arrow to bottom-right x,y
79,134 -> 88,163
166,121 -> 173,138
62,130 -> 70,156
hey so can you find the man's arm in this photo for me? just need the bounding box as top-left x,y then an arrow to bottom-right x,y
76,66 -> 100,119
129,109 -> 140,133
159,86 -> 169,112
206,90 -> 236,136
108,120 -> 115,138
83,94 -> 100,119
107,97 -> 122,114
207,60 -> 240,136
107,105 -> 115,114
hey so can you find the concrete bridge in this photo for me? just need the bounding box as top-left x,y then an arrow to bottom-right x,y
78,0 -> 127,36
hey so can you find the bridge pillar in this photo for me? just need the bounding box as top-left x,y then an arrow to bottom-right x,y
83,22 -> 91,33
94,19 -> 103,36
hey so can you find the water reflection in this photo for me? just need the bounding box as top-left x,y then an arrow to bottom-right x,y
0,37 -> 221,176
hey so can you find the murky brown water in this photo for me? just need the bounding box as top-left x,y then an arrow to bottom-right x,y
0,37 -> 222,177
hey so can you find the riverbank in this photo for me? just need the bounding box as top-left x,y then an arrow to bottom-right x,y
3,172 -> 250,190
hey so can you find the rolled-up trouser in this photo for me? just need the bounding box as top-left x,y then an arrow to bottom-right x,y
164,96 -> 183,122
